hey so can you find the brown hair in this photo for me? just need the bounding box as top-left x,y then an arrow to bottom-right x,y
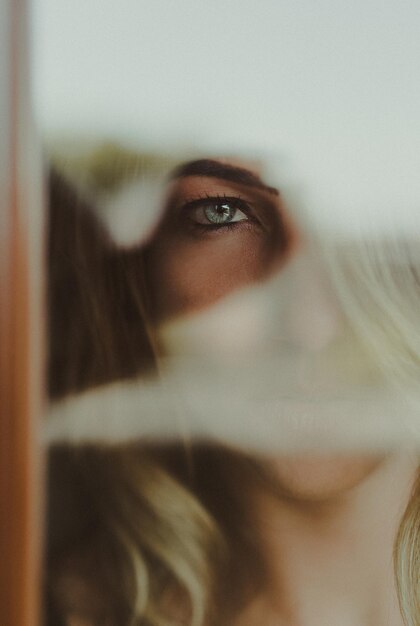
48,169 -> 157,399
47,171 -> 231,626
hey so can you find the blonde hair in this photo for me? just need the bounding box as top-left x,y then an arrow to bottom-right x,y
325,238 -> 420,626
395,473 -> 420,626
51,446 -> 226,626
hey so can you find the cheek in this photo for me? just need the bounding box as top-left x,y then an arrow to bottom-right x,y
147,229 -> 270,320
267,455 -> 383,502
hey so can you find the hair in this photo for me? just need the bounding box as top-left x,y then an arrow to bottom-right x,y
47,169 -> 233,626
394,471 -> 420,626
324,240 -> 420,626
47,166 -> 420,626
48,169 -> 157,399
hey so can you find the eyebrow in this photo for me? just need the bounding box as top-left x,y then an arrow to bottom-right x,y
170,159 -> 279,196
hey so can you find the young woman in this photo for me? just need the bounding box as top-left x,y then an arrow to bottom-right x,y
46,159 -> 420,626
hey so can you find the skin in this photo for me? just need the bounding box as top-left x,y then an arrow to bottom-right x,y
233,452 -> 418,626
143,158 -> 418,625
145,159 -> 296,321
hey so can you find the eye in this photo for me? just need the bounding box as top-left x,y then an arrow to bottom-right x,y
184,196 -> 251,227
198,201 -> 248,225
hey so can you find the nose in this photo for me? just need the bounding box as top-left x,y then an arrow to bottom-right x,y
289,248 -> 342,351
265,243 -> 343,352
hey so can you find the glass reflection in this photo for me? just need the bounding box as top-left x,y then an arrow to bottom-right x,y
45,146 -> 420,626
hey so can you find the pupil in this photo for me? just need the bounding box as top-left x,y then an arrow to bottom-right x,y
205,203 -> 234,224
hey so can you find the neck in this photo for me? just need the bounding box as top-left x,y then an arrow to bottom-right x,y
235,451 -> 418,626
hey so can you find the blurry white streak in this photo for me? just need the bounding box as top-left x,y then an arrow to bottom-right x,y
44,374 -> 420,450
157,245 -> 356,359
44,244 -> 420,451
95,173 -> 169,248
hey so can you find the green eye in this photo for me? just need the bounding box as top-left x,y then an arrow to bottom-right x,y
203,202 -> 238,224
190,199 -> 249,226
179,196 -> 253,229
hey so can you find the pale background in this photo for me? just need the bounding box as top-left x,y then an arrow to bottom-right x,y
31,0 -> 420,234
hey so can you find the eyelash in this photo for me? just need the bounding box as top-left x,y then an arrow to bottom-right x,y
179,194 -> 257,232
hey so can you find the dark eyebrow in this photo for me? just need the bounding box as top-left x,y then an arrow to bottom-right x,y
170,159 -> 279,196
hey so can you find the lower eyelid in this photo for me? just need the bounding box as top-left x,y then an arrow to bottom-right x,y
187,220 -> 260,236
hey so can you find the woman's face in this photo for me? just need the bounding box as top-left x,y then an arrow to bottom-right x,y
145,158 -> 297,321
140,157 -> 395,501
